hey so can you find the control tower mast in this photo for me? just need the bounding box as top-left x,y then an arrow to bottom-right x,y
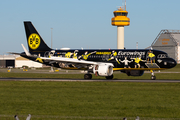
111,0 -> 130,49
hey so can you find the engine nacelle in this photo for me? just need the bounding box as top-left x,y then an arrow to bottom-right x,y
93,63 -> 114,76
125,70 -> 144,76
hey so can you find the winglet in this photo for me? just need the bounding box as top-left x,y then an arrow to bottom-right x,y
21,44 -> 31,56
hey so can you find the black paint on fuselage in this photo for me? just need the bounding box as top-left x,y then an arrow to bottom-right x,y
29,49 -> 176,69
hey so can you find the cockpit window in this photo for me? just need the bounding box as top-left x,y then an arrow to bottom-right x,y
157,54 -> 168,58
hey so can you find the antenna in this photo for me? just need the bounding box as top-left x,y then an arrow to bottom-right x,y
136,42 -> 138,49
119,0 -> 126,10
125,0 -> 126,10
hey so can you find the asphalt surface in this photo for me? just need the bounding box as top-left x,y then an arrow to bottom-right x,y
0,78 -> 180,82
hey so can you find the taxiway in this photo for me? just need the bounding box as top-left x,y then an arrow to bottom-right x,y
0,78 -> 180,83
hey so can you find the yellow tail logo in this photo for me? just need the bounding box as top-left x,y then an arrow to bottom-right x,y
28,33 -> 41,50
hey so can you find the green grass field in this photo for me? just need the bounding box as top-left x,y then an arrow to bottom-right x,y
0,64 -> 180,80
1,72 -> 180,80
161,64 -> 180,72
0,64 -> 180,119
0,81 -> 180,120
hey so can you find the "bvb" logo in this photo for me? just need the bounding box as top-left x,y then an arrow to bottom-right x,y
28,33 -> 41,50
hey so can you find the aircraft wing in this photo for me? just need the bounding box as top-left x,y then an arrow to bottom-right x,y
39,56 -> 102,69
40,57 -> 98,65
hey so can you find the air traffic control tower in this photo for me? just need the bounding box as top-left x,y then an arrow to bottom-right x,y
111,3 -> 130,49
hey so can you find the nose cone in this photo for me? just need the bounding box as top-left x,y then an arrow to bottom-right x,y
167,58 -> 177,68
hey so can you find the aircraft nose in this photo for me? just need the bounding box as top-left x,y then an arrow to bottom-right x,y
168,58 -> 177,68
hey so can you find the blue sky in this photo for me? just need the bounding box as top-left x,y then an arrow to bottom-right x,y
0,0 -> 180,54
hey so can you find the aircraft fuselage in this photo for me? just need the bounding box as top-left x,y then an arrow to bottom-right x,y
28,49 -> 176,70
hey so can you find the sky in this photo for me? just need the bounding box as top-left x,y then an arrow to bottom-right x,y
0,0 -> 180,55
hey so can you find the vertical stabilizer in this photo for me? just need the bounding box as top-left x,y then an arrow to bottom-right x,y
24,21 -> 52,53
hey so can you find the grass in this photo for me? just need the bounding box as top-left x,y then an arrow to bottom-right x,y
0,82 -> 180,120
161,64 -> 180,72
0,64 -> 179,119
0,72 -> 180,80
0,64 -> 180,80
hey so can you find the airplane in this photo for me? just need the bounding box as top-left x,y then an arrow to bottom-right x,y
11,21 -> 177,80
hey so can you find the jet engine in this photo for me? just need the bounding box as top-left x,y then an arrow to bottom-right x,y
93,63 -> 114,76
124,70 -> 144,76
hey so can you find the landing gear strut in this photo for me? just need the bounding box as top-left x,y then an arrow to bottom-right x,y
150,70 -> 156,80
105,74 -> 114,80
84,74 -> 92,79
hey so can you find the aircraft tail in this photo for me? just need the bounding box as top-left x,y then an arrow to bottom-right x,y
24,21 -> 52,53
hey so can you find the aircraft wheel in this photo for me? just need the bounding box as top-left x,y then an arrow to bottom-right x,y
151,75 -> 156,80
105,74 -> 114,80
84,74 -> 92,79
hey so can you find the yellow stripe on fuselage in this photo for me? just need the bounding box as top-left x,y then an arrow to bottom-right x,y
113,68 -> 166,71
60,67 -> 166,71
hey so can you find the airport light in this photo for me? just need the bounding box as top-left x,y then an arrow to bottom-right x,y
51,28 -> 53,48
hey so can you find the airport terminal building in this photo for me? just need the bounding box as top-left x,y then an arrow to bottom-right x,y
151,29 -> 180,63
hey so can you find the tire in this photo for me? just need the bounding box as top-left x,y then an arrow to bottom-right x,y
151,75 -> 156,80
105,74 -> 114,80
84,74 -> 92,79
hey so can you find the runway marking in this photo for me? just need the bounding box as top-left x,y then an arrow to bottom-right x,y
0,78 -> 180,83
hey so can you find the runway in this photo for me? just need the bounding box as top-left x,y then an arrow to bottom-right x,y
0,78 -> 180,82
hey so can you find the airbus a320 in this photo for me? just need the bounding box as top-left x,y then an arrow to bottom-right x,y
11,22 -> 177,80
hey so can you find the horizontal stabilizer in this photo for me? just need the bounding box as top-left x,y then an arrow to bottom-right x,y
7,52 -> 22,55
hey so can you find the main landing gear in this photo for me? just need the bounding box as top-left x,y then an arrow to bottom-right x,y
84,74 -> 92,79
84,74 -> 114,80
150,70 -> 156,80
105,74 -> 114,79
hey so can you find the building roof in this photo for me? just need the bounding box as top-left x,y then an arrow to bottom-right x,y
171,34 -> 180,44
152,29 -> 180,46
16,56 -> 29,60
0,55 -> 19,60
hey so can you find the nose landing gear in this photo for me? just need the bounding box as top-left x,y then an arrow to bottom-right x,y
151,75 -> 156,80
150,70 -> 156,80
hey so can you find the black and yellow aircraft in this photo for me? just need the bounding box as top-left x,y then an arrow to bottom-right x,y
12,21 -> 177,80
